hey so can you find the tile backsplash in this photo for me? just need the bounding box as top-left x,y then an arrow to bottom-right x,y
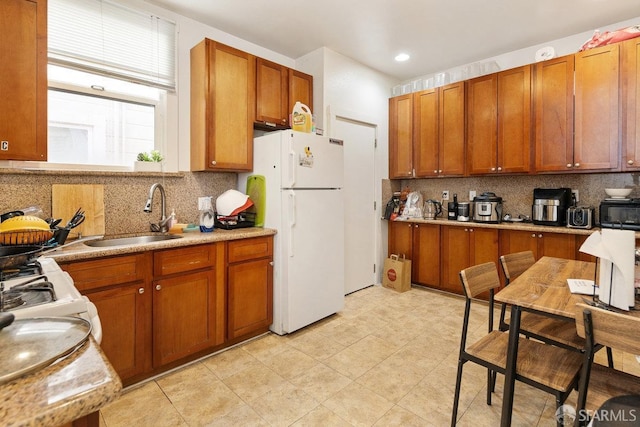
0,170 -> 236,236
383,172 -> 640,220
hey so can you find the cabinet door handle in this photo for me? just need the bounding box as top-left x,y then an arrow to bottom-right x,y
531,233 -> 536,238
538,234 -> 543,238
628,159 -> 634,165
269,261 -> 274,266
464,228 -> 468,232
138,287 -> 145,294
438,169 -> 442,173
434,169 -> 438,173
491,167 -> 496,171
156,284 -> 162,291
566,163 -> 573,168
469,228 -> 474,232
574,162 -> 580,168
497,166 -> 502,171
211,160 -> 217,166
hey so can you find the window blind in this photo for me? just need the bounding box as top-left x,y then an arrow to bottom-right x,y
48,0 -> 176,91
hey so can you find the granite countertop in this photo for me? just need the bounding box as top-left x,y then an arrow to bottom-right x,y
47,227 -> 277,263
0,337 -> 122,427
387,217 -> 640,236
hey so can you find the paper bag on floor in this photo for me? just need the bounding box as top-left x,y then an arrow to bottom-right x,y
579,229 -> 635,310
383,254 -> 411,292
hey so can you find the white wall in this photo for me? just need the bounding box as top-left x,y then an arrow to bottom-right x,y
295,47 -> 397,284
402,16 -> 640,88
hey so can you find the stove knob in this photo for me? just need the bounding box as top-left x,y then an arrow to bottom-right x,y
138,288 -> 144,294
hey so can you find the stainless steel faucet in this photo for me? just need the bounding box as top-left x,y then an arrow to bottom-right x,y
144,183 -> 170,232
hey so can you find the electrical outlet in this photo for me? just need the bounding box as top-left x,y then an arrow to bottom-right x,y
572,189 -> 579,203
442,190 -> 450,201
469,190 -> 477,200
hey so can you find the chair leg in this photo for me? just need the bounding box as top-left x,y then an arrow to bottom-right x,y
487,369 -> 492,406
451,359 -> 465,427
606,346 -> 614,368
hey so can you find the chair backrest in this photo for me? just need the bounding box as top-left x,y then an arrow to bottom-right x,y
459,262 -> 501,299
499,251 -> 535,284
574,302 -> 640,355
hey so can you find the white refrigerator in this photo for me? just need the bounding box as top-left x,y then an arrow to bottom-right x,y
239,130 -> 345,335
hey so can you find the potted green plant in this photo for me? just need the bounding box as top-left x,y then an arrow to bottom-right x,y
134,150 -> 164,172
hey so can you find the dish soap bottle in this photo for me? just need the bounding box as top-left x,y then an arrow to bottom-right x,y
198,197 -> 214,232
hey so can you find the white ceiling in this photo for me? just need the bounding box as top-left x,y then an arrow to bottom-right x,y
146,0 -> 639,81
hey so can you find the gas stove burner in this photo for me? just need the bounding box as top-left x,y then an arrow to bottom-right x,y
0,275 -> 56,312
0,260 -> 44,281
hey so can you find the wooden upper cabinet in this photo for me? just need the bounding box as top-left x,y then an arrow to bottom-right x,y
190,39 -> 256,171
439,82 -> 466,176
534,54 -> 575,172
256,58 -> 288,127
414,89 -> 439,177
467,65 -> 531,175
255,62 -> 313,130
497,65 -> 532,173
622,37 -> 640,170
411,82 -> 465,177
389,94 -> 414,178
289,69 -> 313,118
467,74 -> 498,175
574,43 -> 620,172
0,0 -> 47,161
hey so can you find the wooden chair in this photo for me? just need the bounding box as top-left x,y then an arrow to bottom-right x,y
499,252 -> 614,368
451,262 -> 583,427
499,251 -> 586,350
573,303 -> 640,426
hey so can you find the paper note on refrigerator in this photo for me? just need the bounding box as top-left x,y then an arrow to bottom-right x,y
579,229 -> 635,310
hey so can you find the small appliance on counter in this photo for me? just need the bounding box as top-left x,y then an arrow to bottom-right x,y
457,202 -> 471,222
447,194 -> 458,220
566,206 -> 594,229
532,188 -> 572,226
423,199 -> 442,220
600,198 -> 640,230
472,192 -> 503,223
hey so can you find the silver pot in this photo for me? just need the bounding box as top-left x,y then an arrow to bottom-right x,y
472,192 -> 503,223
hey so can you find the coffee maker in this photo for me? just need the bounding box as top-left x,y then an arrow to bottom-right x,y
532,188 -> 572,226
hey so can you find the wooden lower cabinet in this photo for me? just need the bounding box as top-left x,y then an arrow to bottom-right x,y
227,237 -> 274,340
499,229 -> 577,260
387,221 -> 440,287
61,253 -> 152,381
388,221 -> 414,259
441,225 -> 499,295
60,237 -> 273,385
153,269 -> 222,366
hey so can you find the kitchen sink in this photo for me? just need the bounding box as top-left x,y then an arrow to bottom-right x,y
84,234 -> 182,247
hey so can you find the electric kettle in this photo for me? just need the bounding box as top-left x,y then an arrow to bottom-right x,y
423,199 -> 442,220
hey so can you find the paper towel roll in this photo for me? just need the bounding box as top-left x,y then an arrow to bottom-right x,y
579,229 -> 635,310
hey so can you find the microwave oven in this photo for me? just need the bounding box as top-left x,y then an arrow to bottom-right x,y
599,199 -> 640,230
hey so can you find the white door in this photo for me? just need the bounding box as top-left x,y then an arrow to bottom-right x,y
334,117 -> 377,294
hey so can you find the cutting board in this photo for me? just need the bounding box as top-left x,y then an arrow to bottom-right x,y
52,184 -> 105,237
245,175 -> 266,227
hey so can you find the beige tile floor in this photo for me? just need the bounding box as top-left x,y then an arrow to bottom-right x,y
99,285 -> 640,427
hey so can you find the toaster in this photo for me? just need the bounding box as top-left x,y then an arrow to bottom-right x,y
566,206 -> 594,229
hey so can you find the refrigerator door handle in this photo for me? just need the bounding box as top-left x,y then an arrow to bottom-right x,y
288,146 -> 296,187
288,191 -> 296,257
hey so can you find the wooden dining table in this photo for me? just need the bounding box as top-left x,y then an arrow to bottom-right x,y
494,256 -> 640,427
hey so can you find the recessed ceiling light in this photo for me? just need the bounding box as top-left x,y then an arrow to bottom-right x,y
395,53 -> 410,62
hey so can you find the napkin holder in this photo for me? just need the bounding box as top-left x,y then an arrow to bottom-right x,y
579,229 -> 635,311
